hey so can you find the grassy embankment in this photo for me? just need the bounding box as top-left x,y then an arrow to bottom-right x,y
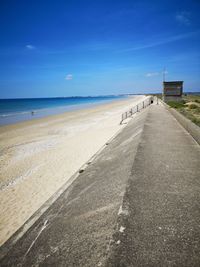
167,95 -> 200,127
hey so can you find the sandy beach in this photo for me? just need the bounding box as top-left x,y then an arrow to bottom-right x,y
0,95 -> 147,246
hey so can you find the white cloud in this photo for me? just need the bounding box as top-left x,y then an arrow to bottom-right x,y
146,72 -> 159,77
176,11 -> 191,26
26,44 -> 35,50
65,74 -> 73,80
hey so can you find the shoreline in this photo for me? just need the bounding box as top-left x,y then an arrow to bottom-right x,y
0,96 -> 132,131
0,96 -> 127,126
0,95 -> 147,246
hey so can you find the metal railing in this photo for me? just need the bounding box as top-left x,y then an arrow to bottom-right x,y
120,96 -> 153,124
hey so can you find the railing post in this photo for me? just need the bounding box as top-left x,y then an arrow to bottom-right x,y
120,114 -> 123,124
120,98 -> 152,124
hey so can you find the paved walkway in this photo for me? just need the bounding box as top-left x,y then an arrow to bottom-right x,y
0,104 -> 200,267
107,104 -> 200,267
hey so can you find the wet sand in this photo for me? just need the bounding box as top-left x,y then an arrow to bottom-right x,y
0,95 -> 146,246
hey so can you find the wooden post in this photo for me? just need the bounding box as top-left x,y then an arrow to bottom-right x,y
120,114 -> 123,124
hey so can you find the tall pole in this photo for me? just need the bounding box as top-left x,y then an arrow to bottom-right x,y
163,67 -> 166,102
163,67 -> 166,82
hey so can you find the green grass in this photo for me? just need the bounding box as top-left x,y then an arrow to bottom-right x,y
167,101 -> 185,109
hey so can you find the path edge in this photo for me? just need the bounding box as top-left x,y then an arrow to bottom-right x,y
161,100 -> 200,145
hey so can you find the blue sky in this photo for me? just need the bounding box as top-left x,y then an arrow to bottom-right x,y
0,0 -> 200,98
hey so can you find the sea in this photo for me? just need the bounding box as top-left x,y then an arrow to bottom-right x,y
0,95 -> 126,126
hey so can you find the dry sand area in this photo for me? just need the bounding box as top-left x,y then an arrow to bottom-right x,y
0,95 -> 147,246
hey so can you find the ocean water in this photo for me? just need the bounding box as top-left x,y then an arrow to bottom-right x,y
0,95 -> 126,126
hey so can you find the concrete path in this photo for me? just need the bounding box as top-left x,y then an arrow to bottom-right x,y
0,103 -> 200,267
107,104 -> 200,267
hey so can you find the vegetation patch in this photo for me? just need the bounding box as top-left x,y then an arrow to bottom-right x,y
167,95 -> 200,127
167,101 -> 185,109
188,103 -> 198,109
